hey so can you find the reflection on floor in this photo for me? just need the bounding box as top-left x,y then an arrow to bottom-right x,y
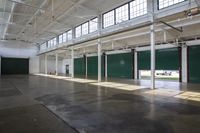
1,74 -> 200,133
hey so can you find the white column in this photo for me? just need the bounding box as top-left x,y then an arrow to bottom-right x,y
150,0 -> 156,89
55,53 -> 58,76
98,42 -> 102,82
71,48 -> 74,78
105,54 -> 108,79
97,14 -> 102,82
45,54 -> 48,75
134,51 -> 138,80
150,23 -> 156,89
182,46 -> 188,83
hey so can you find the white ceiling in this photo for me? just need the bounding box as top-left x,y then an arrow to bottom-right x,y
0,0 -> 130,45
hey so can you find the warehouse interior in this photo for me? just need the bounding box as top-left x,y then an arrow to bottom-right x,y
1,0 -> 200,132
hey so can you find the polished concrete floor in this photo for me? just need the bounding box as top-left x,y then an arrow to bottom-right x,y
0,75 -> 200,133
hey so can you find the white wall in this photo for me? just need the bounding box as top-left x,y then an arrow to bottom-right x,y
0,41 -> 38,58
29,56 -> 40,74
39,55 -> 63,75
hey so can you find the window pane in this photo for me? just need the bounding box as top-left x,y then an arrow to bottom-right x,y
130,0 -> 147,19
40,42 -> 46,50
63,33 -> 67,42
89,18 -> 98,33
82,22 -> 89,35
53,38 -> 57,46
47,41 -> 51,48
103,10 -> 115,28
75,26 -> 82,38
158,0 -> 185,9
59,34 -> 63,44
67,30 -> 72,40
116,4 -> 129,24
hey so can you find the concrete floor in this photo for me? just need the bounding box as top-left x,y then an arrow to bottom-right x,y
0,75 -> 200,133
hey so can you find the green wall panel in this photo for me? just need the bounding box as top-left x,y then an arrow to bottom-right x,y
107,52 -> 133,79
74,57 -> 85,76
138,48 -> 179,70
1,58 -> 29,75
87,56 -> 104,78
189,45 -> 200,83
138,51 -> 150,70
156,48 -> 179,70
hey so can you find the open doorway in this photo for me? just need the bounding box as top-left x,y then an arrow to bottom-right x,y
65,65 -> 69,76
139,70 -> 179,81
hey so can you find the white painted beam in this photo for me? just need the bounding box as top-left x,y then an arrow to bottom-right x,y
55,53 -> 58,75
71,48 -> 74,78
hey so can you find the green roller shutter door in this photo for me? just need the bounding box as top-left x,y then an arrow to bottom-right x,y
1,58 -> 29,75
189,45 -> 200,83
87,56 -> 104,78
156,48 -> 179,70
74,57 -> 85,76
107,52 -> 133,79
138,48 -> 180,70
138,51 -> 150,70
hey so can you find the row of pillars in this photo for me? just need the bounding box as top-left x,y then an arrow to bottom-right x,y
44,1 -> 156,89
43,27 -> 156,89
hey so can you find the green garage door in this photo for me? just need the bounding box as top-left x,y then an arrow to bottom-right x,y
107,52 -> 133,79
87,56 -> 104,78
156,48 -> 180,70
138,51 -> 150,70
74,57 -> 85,77
138,48 -> 180,70
1,58 -> 29,75
189,45 -> 200,83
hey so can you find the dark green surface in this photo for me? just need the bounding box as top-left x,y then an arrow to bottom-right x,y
138,51 -> 150,70
156,48 -> 179,70
1,58 -> 29,75
189,45 -> 200,83
107,52 -> 133,79
74,57 -> 85,76
138,48 -> 179,70
87,56 -> 104,78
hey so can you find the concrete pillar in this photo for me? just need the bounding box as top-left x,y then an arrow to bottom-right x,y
134,51 -> 138,80
105,54 -> 108,79
71,48 -> 74,78
55,53 -> 58,76
45,54 -> 48,75
98,42 -> 102,82
182,45 -> 188,83
97,14 -> 102,82
150,0 -> 156,89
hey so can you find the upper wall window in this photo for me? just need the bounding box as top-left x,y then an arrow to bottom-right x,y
67,30 -> 72,40
53,38 -> 57,46
75,26 -> 82,38
40,42 -> 46,50
130,0 -> 147,19
59,34 -> 63,44
158,0 -> 185,9
116,4 -> 129,24
82,22 -> 89,35
103,10 -> 115,28
63,33 -> 67,42
89,18 -> 98,33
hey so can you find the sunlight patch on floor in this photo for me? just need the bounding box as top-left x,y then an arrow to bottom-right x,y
175,91 -> 200,102
91,82 -> 146,91
144,89 -> 183,97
